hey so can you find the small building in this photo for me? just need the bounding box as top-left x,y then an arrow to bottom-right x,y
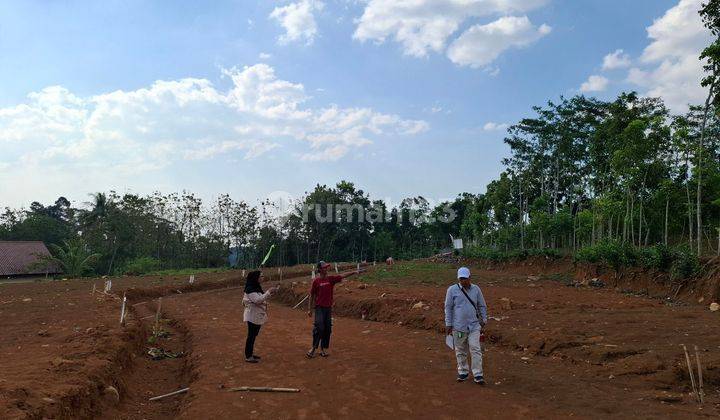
0,241 -> 61,278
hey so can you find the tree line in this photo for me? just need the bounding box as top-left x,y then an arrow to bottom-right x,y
2,3 -> 719,278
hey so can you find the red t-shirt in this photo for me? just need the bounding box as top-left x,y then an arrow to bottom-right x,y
311,275 -> 343,308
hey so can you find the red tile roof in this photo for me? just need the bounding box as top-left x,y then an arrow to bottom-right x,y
0,241 -> 61,276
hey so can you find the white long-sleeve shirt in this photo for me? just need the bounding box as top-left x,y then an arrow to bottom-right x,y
243,291 -> 272,325
444,283 -> 488,333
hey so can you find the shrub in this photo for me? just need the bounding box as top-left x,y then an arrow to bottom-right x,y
639,244 -> 673,271
574,246 -> 600,264
574,240 -> 636,271
463,246 -> 562,262
576,241 -> 699,278
123,256 -> 161,275
670,246 -> 700,279
36,238 -> 101,278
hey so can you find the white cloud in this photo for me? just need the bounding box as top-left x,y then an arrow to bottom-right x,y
626,0 -> 711,111
602,49 -> 631,70
259,52 -> 272,60
483,122 -> 509,131
580,75 -> 609,92
353,0 -> 550,66
269,0 -> 324,45
0,63 -> 428,186
447,16 -> 551,68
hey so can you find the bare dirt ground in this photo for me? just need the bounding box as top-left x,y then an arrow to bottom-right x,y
1,261 -> 719,418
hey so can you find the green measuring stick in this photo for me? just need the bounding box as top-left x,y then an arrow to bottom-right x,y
260,244 -> 276,267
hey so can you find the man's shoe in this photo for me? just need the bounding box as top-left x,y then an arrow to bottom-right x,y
306,349 -> 316,359
474,375 -> 485,385
252,355 -> 261,360
245,357 -> 258,363
457,373 -> 468,382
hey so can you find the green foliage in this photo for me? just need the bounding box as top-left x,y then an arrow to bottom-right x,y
463,246 -> 561,262
122,256 -> 161,275
670,246 -> 700,279
358,261 -> 454,285
575,241 -> 699,278
574,240 -> 637,271
40,239 -> 101,278
144,267 -> 231,276
638,244 -> 673,271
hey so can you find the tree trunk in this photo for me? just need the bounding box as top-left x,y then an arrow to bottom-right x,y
685,169 -> 694,248
664,195 -> 669,246
696,81 -> 715,256
638,203 -> 643,248
630,195 -> 635,246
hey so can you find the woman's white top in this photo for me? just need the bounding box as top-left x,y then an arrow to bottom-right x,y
243,290 -> 272,325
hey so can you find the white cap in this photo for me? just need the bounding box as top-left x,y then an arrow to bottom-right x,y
457,267 -> 471,279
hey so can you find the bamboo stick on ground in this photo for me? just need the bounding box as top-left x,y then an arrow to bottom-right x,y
149,387 -> 189,401
695,345 -> 704,404
293,294 -> 309,309
682,344 -> 699,402
229,386 -> 300,393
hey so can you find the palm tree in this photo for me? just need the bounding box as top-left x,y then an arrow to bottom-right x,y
37,239 -> 101,278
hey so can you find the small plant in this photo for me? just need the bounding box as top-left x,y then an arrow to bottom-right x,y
639,244 -> 673,271
123,256 -> 161,275
33,238 -> 101,278
670,245 -> 699,279
574,240 -> 635,272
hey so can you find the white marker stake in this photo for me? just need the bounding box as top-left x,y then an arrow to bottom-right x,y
373,261 -> 376,267
242,269 -> 245,278
120,293 -> 127,325
155,298 -> 162,334
311,268 -> 316,280
189,275 -> 195,284
357,263 -> 360,272
335,263 -> 338,273
92,283 -> 96,295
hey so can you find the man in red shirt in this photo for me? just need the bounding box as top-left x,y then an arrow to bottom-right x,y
306,261 -> 358,358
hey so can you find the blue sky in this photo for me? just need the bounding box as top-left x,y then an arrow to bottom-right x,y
0,0 -> 710,209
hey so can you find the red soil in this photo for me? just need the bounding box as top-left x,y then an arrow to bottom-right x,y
1,261 -> 719,418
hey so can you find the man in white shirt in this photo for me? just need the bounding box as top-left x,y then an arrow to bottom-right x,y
444,267 -> 488,384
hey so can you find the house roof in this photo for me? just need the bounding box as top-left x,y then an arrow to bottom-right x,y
0,241 -> 60,276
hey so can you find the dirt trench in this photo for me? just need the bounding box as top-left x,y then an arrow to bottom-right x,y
98,298 -> 195,419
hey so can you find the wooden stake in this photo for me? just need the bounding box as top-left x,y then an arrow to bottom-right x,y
682,344 -> 699,402
155,297 -> 162,334
293,294 -> 309,309
119,293 -> 127,326
149,387 -> 189,401
228,386 -> 300,393
695,345 -> 704,404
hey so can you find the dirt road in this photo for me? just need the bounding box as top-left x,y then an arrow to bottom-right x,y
2,263 -> 719,418
159,287 -> 714,419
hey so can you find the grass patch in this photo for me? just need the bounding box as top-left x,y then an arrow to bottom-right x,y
144,267 -> 233,277
542,272 -> 573,285
360,261 -> 455,285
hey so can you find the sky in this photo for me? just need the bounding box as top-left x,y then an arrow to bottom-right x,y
0,0 -> 713,210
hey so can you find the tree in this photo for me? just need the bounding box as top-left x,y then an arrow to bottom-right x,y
38,239 -> 101,278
